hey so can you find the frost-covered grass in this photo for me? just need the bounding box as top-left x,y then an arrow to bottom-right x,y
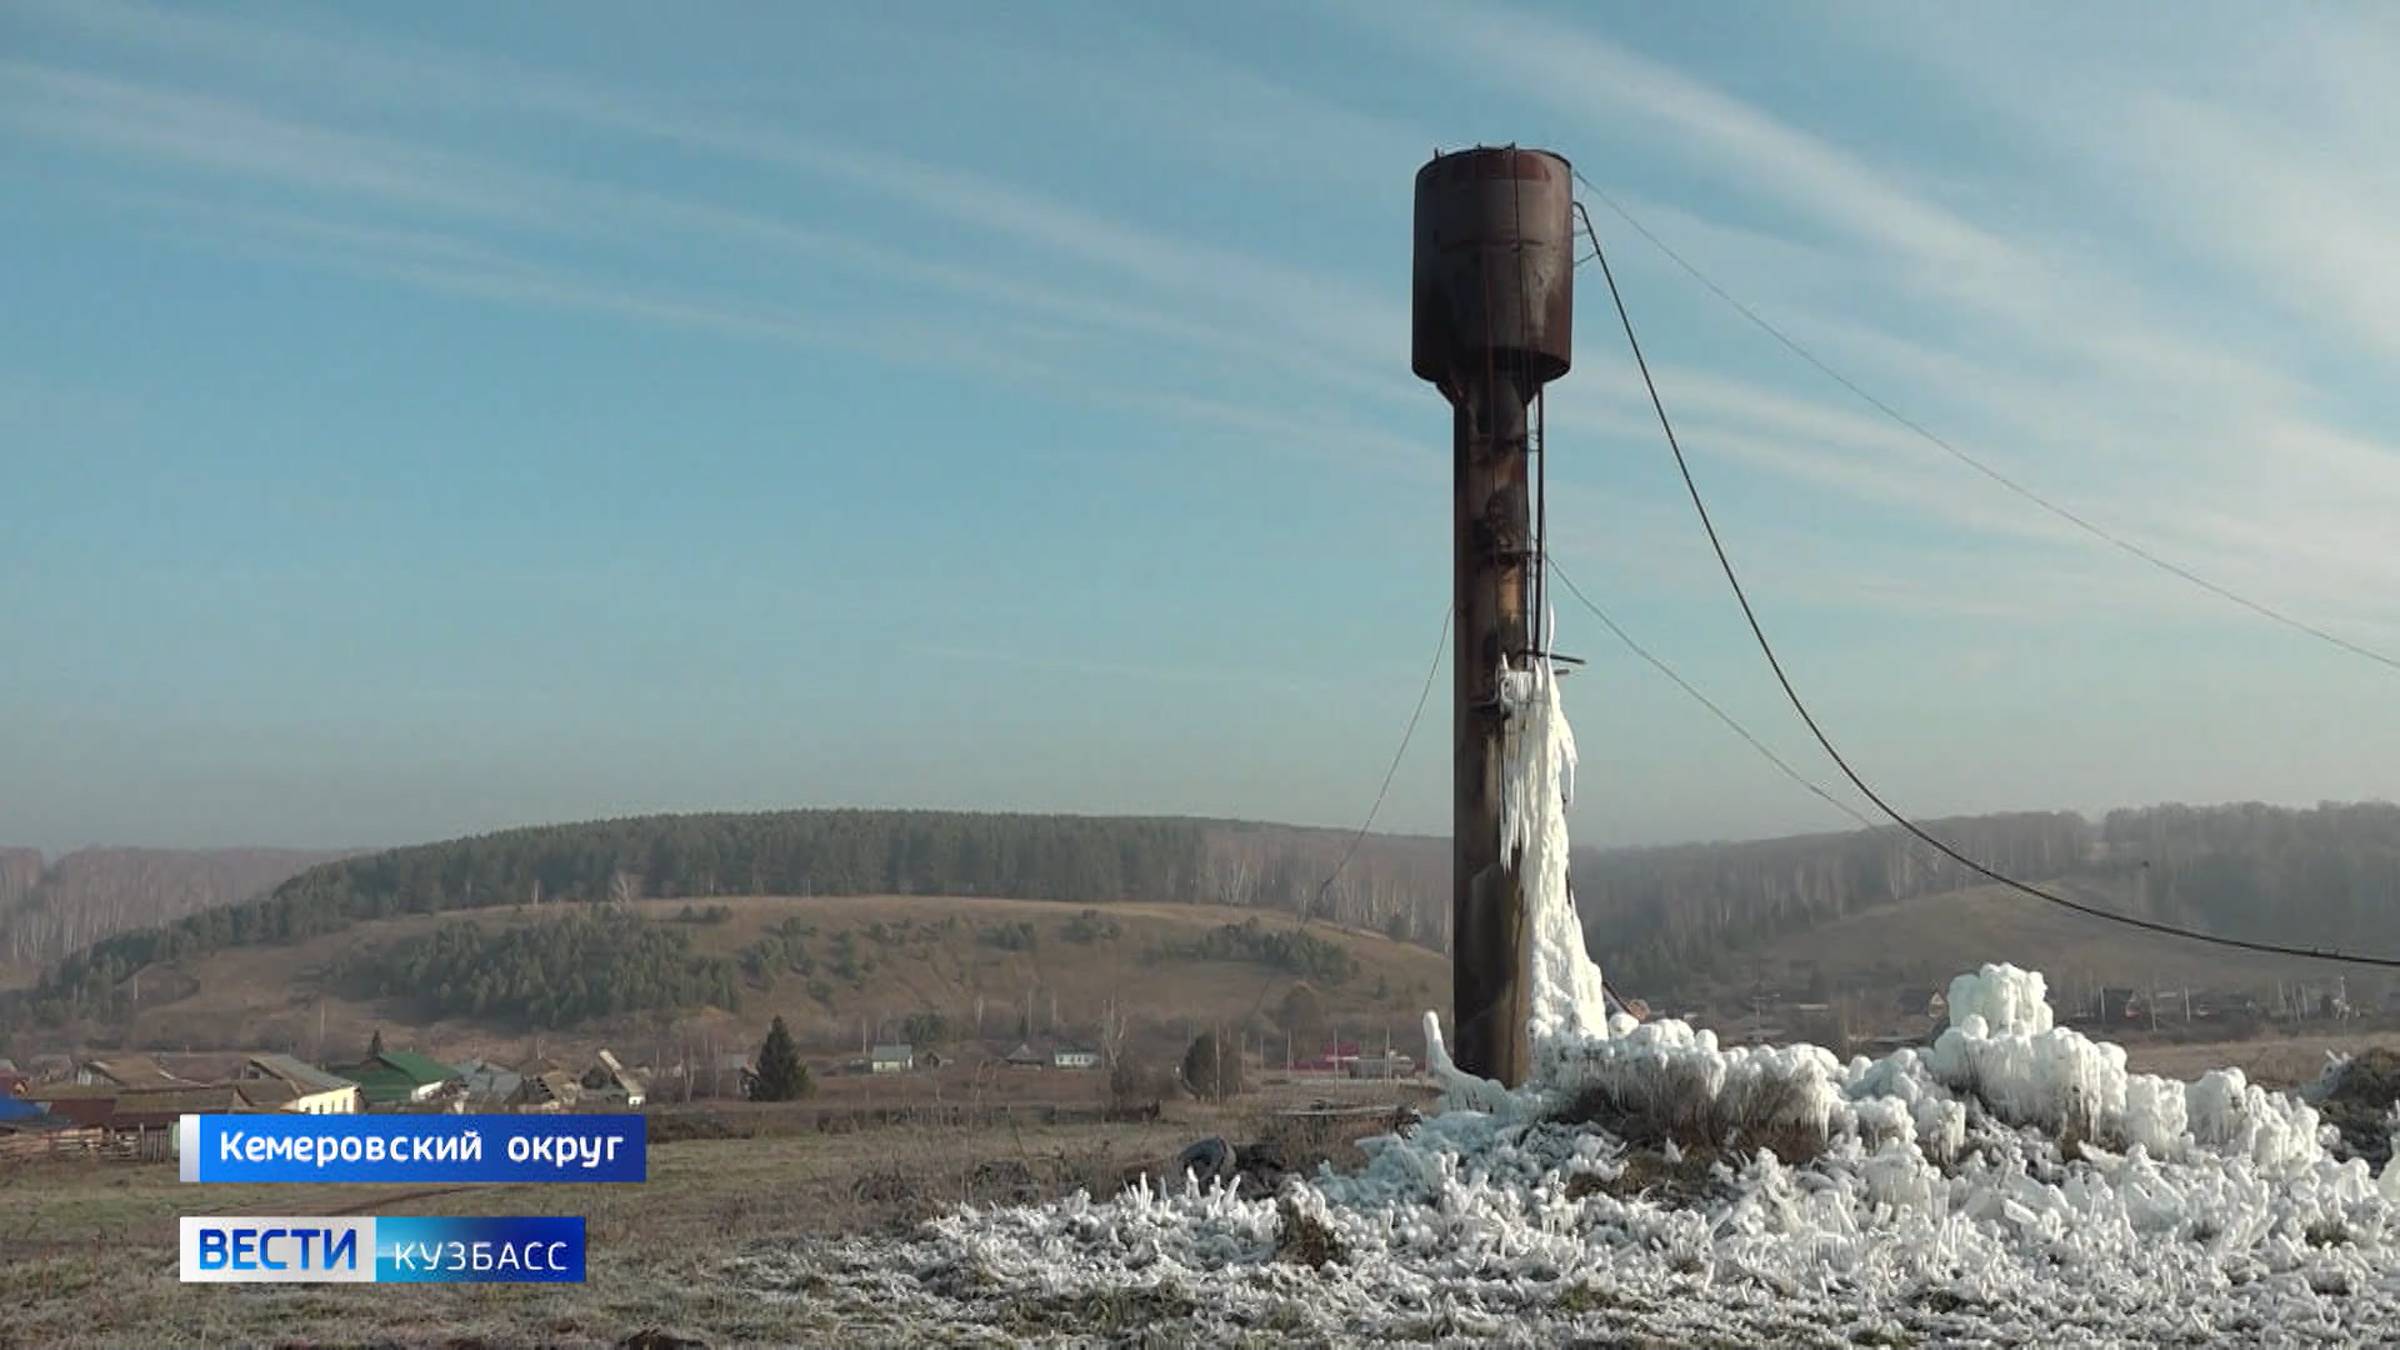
0,1119 -> 1203,1348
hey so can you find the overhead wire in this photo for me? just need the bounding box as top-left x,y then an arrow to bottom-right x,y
1546,560 -> 1878,834
1578,203 -> 2400,970
1240,602 -> 1453,1032
1298,603 -> 1453,928
1568,178 -> 2400,679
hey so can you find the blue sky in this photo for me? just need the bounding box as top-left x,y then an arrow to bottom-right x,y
5,1 -> 2397,853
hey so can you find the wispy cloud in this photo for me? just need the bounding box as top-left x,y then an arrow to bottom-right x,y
3,63 -> 554,224
10,0 -> 1410,385
7,61 -> 1427,432
20,0 -> 2400,645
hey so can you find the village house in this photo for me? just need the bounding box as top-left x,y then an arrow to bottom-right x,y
578,1050 -> 647,1107
455,1057 -> 524,1106
340,1049 -> 464,1107
509,1070 -> 582,1112
76,1055 -> 193,1090
24,1079 -> 302,1145
0,1110 -> 98,1163
1050,1044 -> 1100,1071
869,1043 -> 915,1074
0,1104 -> 89,1163
239,1054 -> 361,1114
1002,1042 -> 1047,1070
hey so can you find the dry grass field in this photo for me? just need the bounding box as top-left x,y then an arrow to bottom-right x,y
2123,1026 -> 2397,1087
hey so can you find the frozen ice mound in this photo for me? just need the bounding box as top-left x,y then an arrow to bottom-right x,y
742,964 -> 2400,1344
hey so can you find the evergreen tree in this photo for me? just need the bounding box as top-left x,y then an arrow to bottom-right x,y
754,1015 -> 809,1102
1181,1029 -> 1243,1102
367,1028 -> 384,1060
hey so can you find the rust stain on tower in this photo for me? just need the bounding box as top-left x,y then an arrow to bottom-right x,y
1411,146 -> 1575,1086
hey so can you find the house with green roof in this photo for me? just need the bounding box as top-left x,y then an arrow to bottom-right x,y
338,1050 -> 462,1107
240,1054 -> 362,1114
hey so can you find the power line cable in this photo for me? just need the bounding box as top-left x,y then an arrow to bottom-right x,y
1240,603 -> 1452,1035
1570,180 -> 2400,679
1581,209 -> 2400,970
1299,603 -> 1452,927
1546,561 -> 1877,833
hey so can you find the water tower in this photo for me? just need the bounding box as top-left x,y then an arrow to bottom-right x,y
1411,145 -> 1576,1085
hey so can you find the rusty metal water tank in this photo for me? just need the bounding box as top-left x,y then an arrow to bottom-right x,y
1411,146 -> 1576,394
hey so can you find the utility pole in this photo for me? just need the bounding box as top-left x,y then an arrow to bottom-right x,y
1412,145 -> 1576,1086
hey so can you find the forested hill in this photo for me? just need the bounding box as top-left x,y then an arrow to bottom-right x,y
1581,802 -> 2400,994
2097,802 -> 2400,951
0,846 -> 367,969
26,811 -> 1446,1018
22,801 -> 2399,1022
1573,812 -> 2090,990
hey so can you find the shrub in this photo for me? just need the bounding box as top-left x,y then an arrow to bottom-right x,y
1062,909 -> 1122,944
1109,1057 -> 1174,1109
902,1011 -> 948,1048
1148,919 -> 1356,984
1551,1063 -> 1828,1165
1181,1030 -> 1245,1102
979,921 -> 1038,951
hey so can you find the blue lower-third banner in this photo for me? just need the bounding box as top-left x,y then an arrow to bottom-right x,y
180,1216 -> 585,1283
180,1113 -> 644,1184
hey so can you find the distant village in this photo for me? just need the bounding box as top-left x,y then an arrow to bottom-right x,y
0,1024 -> 1421,1163
11,970 -> 2384,1163
1687,973 -> 2390,1053
0,1044 -> 652,1161
10,965 -> 2384,1165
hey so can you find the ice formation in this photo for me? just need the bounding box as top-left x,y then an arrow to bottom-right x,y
734,654 -> 2400,1343
1497,657 -> 1614,1051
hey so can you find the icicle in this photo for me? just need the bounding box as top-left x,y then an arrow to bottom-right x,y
1500,655 -> 1609,1053
1421,1009 -> 1513,1115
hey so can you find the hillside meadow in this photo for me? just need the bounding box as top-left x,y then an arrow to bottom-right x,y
31,894 -> 1448,1069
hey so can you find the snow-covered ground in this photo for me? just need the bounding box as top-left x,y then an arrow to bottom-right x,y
729,659 -> 2400,1345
